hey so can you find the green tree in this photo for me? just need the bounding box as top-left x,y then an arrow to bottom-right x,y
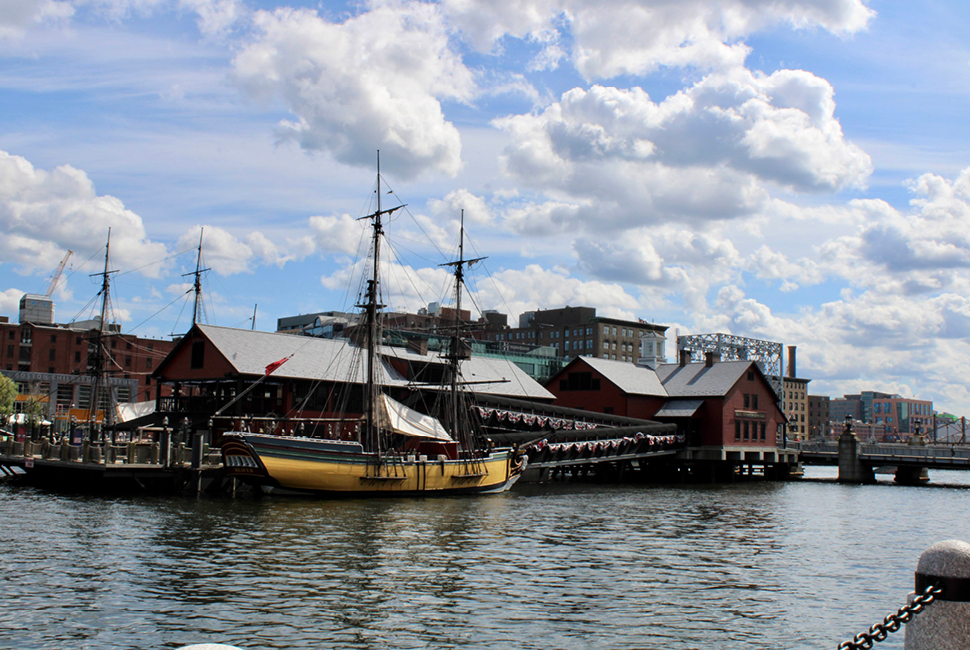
0,374 -> 16,425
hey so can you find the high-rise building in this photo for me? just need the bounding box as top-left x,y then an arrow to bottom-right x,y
487,306 -> 667,364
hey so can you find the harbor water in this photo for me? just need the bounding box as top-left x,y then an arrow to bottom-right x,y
3,467 -> 970,650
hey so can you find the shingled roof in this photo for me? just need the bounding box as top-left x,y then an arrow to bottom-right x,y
574,356 -> 668,396
656,360 -> 762,398
175,324 -> 553,400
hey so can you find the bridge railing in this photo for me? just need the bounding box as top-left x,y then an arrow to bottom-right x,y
795,440 -> 970,462
860,443 -> 970,461
794,441 -> 839,454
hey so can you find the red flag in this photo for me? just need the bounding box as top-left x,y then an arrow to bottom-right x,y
265,356 -> 290,375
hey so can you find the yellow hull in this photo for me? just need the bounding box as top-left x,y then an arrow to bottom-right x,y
222,434 -> 524,497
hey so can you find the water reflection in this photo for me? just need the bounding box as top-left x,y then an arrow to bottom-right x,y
3,479 -> 970,649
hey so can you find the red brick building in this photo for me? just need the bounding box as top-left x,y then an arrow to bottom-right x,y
546,352 -> 785,451
0,316 -> 175,428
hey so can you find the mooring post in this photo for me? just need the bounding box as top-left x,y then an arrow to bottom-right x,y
160,418 -> 171,468
904,539 -> 970,650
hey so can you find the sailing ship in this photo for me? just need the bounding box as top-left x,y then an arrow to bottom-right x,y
220,156 -> 526,496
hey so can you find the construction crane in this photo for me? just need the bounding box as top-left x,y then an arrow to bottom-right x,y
45,250 -> 73,297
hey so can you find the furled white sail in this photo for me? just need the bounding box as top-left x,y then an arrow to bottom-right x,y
377,394 -> 454,441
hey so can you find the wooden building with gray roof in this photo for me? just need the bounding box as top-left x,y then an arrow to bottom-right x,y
546,351 -> 786,452
151,324 -> 555,437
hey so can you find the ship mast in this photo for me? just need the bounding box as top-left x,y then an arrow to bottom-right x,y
88,229 -> 118,440
357,152 -> 404,454
189,227 -> 209,327
440,210 -> 485,445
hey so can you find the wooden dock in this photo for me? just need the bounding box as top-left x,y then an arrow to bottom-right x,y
0,434 -> 227,494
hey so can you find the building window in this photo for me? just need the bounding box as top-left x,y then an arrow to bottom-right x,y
49,349 -> 56,361
760,423 -> 766,441
747,370 -> 754,381
75,351 -> 81,363
190,341 -> 205,369
735,421 -> 741,441
559,372 -> 600,391
51,334 -> 57,343
752,394 -> 758,409
744,394 -> 750,408
743,421 -> 750,441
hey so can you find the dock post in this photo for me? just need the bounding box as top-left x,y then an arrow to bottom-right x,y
160,425 -> 171,468
837,420 -> 875,484
191,433 -> 204,469
904,539 -> 970,650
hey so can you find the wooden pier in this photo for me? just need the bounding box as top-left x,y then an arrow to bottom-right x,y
522,424 -> 801,483
0,430 -> 227,494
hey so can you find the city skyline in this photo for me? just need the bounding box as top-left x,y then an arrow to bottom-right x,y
1,1 -> 969,413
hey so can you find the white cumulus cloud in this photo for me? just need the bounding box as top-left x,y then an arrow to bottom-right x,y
232,3 -> 475,179
0,149 -> 168,279
442,0 -> 874,79
496,70 -> 871,232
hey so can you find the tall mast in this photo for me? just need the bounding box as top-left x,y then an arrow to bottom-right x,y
176,228 -> 209,335
88,229 -> 118,439
191,227 -> 209,327
356,151 -> 404,453
440,210 -> 485,442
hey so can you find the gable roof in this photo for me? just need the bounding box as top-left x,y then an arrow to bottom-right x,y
654,399 -> 704,417
381,343 -> 555,400
555,356 -> 668,397
656,360 -> 759,398
196,324 -> 407,385
168,324 -> 552,400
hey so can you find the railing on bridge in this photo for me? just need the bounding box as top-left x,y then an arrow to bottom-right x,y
797,440 -> 970,468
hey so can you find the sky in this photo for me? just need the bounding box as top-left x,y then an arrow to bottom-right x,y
2,0 -> 970,414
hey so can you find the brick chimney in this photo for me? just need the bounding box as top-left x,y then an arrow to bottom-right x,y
787,345 -> 797,378
679,349 -> 691,367
705,351 -> 720,367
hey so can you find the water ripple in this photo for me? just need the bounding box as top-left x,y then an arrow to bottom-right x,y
3,473 -> 970,649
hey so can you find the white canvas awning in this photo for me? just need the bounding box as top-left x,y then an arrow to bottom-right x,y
115,400 -> 157,423
377,394 -> 453,442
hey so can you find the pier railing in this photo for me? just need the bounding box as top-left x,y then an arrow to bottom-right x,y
0,427 -> 222,472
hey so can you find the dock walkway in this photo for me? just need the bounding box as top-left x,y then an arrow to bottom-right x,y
0,435 -> 225,493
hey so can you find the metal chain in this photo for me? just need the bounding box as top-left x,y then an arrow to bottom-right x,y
836,583 -> 943,650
